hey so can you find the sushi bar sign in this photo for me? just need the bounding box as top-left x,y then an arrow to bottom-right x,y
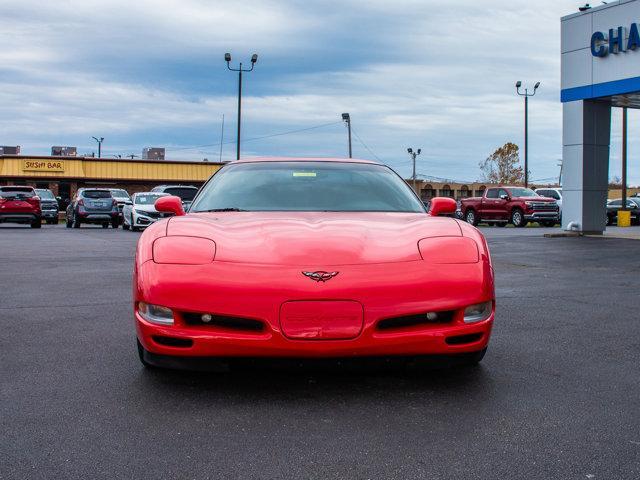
22,160 -> 65,172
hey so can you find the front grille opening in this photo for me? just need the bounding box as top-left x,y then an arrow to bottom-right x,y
182,312 -> 265,332
377,311 -> 454,331
445,333 -> 483,345
152,335 -> 193,348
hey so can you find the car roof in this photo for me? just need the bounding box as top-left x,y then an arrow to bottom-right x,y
229,156 -> 381,165
134,191 -> 168,196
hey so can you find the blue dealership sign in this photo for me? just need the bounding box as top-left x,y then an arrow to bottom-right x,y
591,23 -> 640,57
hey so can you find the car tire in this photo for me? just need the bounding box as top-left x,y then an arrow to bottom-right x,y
30,218 -> 42,229
541,221 -> 555,227
511,209 -> 526,228
102,222 -> 109,228
606,214 -> 612,226
495,222 -> 506,227
112,219 -> 119,228
459,347 -> 487,367
65,216 -> 72,228
72,213 -> 81,228
465,209 -> 479,226
137,339 -> 155,369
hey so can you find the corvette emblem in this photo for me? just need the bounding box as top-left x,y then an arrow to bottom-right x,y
302,271 -> 339,282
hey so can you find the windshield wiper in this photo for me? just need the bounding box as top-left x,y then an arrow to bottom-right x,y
198,208 -> 248,212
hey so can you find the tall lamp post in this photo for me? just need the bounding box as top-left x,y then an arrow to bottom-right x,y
92,136 -> 104,158
225,52 -> 258,160
342,113 -> 352,158
515,81 -> 540,188
407,147 -> 421,192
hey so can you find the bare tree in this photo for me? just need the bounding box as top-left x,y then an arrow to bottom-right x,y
479,142 -> 525,184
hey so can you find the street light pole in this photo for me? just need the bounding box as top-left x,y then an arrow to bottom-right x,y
225,53 -> 258,160
407,148 -> 421,192
515,81 -> 540,188
342,113 -> 352,158
92,136 -> 104,158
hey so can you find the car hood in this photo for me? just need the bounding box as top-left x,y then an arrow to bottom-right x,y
514,196 -> 556,202
166,212 -> 463,265
134,204 -> 159,212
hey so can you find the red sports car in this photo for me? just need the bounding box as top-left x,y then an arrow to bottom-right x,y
134,158 -> 495,369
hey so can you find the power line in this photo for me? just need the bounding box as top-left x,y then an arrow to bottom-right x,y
164,121 -> 342,153
350,128 -> 384,163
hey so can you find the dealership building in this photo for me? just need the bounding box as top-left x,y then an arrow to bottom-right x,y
562,0 -> 640,232
0,155 -> 223,201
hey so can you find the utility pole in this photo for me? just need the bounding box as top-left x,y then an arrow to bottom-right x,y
515,81 -> 540,187
225,53 -> 258,160
342,113 -> 352,158
219,114 -> 225,162
92,136 -> 104,158
407,148 -> 421,192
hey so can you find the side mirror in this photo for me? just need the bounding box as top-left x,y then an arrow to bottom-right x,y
56,196 -> 62,201
125,200 -> 133,205
155,195 -> 185,216
428,197 -> 457,216
499,194 -> 509,200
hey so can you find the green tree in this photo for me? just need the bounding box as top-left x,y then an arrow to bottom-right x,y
478,142 -> 525,184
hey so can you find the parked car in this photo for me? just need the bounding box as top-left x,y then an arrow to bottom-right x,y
122,192 -> 170,231
0,186 -> 42,228
135,158 -> 494,370
606,198 -> 640,225
460,186 -> 559,227
151,185 -> 199,211
535,187 -> 562,220
109,188 -> 133,220
35,188 -> 59,225
65,188 -> 120,228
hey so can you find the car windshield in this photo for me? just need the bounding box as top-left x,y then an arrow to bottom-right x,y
83,190 -> 112,199
0,187 -> 35,198
163,187 -> 197,201
190,161 -> 425,213
110,189 -> 130,199
508,188 -> 539,197
35,189 -> 55,200
135,194 -> 165,205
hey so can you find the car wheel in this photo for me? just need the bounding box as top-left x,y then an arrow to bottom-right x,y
122,218 -> 130,230
465,209 -> 479,226
65,215 -> 72,228
72,213 -> 81,228
606,214 -> 612,226
112,219 -> 119,228
137,339 -> 156,369
30,218 -> 42,229
102,222 -> 109,228
495,222 -> 506,227
511,209 -> 526,228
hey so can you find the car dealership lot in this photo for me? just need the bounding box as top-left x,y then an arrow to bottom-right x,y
1,225 -> 639,479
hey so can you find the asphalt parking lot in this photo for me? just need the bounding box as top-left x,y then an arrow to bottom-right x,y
1,224 -> 639,479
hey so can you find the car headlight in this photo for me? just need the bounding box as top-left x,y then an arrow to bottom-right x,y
525,201 -> 534,207
135,209 -> 150,216
463,301 -> 493,323
138,302 -> 174,325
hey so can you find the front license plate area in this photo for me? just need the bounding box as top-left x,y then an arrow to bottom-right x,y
280,301 -> 364,340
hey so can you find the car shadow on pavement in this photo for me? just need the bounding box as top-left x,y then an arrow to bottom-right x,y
134,360 -> 493,403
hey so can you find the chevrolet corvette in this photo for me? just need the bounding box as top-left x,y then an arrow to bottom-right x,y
134,158 -> 495,369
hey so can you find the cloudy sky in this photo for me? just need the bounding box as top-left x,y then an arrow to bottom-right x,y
1,0 -> 638,184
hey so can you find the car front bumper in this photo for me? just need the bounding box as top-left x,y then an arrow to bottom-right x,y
524,211 -> 559,221
135,259 -> 495,360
